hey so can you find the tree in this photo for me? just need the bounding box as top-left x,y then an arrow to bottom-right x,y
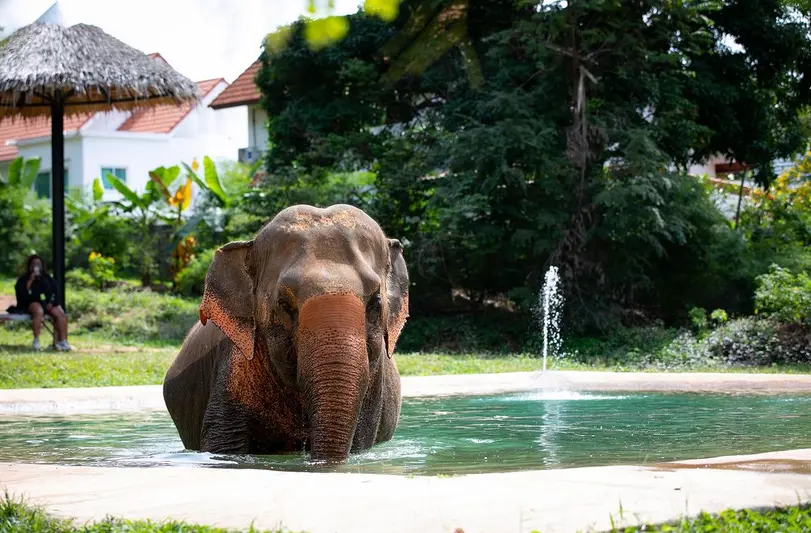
255,0 -> 811,329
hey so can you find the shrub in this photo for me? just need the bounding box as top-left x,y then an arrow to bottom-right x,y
710,308 -> 728,326
64,268 -> 95,289
702,317 -> 811,366
754,264 -> 811,327
0,182 -> 52,276
64,286 -> 199,344
688,307 -> 708,333
87,252 -> 116,290
173,247 -> 215,297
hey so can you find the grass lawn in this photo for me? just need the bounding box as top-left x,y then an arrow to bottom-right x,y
1,277 -> 810,389
1,338 -> 810,389
3,317 -> 811,389
2,494 -> 811,533
0,338 -> 551,389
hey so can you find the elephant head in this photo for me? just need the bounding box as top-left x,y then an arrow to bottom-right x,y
198,204 -> 409,463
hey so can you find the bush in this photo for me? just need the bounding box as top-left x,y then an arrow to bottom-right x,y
67,206 -> 139,275
396,311 -> 533,354
702,317 -> 811,366
173,247 -> 216,297
64,268 -> 95,289
87,252 -> 116,289
63,286 -> 199,344
0,182 -> 52,276
754,264 -> 811,326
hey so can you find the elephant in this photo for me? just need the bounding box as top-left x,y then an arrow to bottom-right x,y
162,204 -> 409,464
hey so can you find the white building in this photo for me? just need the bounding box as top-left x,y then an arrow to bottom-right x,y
208,59 -> 268,166
0,53 -> 247,200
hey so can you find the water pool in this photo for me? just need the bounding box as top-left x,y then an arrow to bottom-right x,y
1,390 -> 810,475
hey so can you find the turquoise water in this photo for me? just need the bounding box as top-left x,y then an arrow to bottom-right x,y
1,390 -> 810,475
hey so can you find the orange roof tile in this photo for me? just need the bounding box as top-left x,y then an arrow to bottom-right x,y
209,60 -> 262,109
0,114 -> 93,162
117,78 -> 224,134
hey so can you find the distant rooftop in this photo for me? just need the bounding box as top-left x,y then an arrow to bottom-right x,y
209,60 -> 262,110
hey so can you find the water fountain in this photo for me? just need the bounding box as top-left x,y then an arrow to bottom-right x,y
536,265 -> 564,374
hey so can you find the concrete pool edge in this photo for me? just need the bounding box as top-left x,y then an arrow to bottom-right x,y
1,370 -> 811,415
2,448 -> 811,533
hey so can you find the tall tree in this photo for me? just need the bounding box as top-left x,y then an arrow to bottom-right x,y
255,0 -> 811,328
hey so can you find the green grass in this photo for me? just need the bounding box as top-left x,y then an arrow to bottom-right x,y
605,504 -> 811,532
1,344 -> 810,389
2,277 -> 810,389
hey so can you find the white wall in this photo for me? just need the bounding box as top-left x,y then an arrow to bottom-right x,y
16,134 -> 84,192
81,132 -> 245,200
687,154 -> 730,179
248,104 -> 269,152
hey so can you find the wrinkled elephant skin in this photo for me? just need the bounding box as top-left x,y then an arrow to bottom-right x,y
163,204 -> 409,464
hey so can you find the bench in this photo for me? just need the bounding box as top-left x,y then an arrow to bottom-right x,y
0,312 -> 56,334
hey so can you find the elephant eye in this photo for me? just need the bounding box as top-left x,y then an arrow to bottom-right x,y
367,293 -> 383,314
277,298 -> 296,317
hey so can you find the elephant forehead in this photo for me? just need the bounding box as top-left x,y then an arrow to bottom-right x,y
260,221 -> 387,272
273,205 -> 379,234
279,261 -> 380,301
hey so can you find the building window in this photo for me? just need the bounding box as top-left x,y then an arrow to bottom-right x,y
33,169 -> 69,199
101,167 -> 127,190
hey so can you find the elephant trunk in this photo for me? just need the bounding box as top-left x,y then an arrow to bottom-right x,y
296,293 -> 369,464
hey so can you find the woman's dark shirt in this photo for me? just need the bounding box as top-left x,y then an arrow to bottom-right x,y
15,273 -> 57,309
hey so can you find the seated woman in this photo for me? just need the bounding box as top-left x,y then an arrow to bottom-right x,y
14,255 -> 71,352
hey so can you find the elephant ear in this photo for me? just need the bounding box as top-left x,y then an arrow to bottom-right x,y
384,238 -> 409,358
199,240 -> 256,360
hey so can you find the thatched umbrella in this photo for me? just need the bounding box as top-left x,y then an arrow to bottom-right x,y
0,20 -> 201,309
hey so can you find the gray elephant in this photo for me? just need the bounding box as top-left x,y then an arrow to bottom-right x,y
163,204 -> 409,464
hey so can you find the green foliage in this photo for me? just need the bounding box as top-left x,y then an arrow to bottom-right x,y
754,264 -> 811,326
688,307 -> 709,333
87,251 -> 116,290
64,268 -> 96,290
0,156 -> 52,276
96,160 -> 239,287
739,151 -> 811,271
180,159 -> 258,252
396,312 -> 534,354
710,308 -> 729,326
66,184 -> 139,275
0,283 -> 201,345
256,0 -> 811,331
611,504 -> 811,533
173,247 -> 216,297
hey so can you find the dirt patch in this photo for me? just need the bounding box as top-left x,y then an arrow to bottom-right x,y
0,294 -> 14,311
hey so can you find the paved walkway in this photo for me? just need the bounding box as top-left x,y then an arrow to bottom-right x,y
1,370 -> 810,415
2,449 -> 811,533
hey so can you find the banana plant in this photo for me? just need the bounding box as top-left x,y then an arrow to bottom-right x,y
102,171 -> 173,287
172,155 -> 262,246
0,156 -> 41,190
181,154 -> 261,208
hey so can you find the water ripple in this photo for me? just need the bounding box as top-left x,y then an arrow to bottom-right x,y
0,391 -> 810,475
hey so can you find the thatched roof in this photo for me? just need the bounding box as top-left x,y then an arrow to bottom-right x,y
0,22 -> 201,119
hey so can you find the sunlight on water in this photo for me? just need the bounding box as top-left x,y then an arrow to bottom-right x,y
1,391 -> 811,475
503,391 -> 631,401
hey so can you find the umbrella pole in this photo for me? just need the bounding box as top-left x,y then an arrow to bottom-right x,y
51,90 -> 66,311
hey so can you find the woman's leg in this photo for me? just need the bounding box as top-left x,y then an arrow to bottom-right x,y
45,304 -> 68,343
27,302 -> 44,348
